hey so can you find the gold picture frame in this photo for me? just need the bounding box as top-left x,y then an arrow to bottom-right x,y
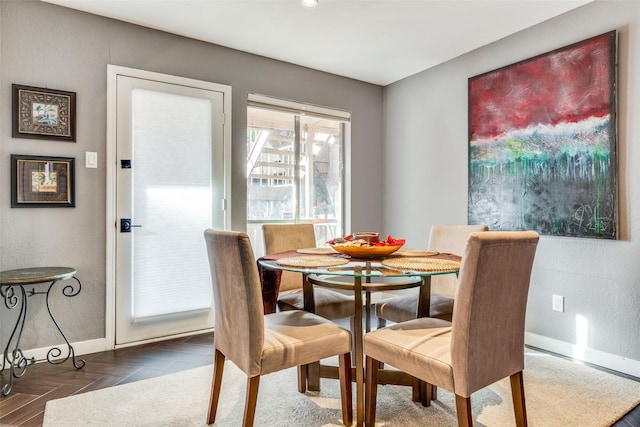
11,155 -> 75,208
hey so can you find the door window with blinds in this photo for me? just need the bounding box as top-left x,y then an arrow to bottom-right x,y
246,95 -> 349,256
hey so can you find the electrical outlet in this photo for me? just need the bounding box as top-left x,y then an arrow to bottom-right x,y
552,294 -> 564,312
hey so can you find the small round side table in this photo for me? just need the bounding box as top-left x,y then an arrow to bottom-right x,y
0,267 -> 85,396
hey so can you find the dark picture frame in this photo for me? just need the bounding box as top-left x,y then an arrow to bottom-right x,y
468,31 -> 618,239
11,155 -> 75,208
12,84 -> 76,142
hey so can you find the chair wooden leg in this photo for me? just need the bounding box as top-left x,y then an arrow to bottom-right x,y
350,316 -> 359,358
412,377 -> 420,402
297,364 -> 308,393
374,318 -> 386,369
510,371 -> 528,427
308,361 -> 321,391
243,375 -> 260,427
432,383 -> 438,401
455,394 -> 473,427
411,378 -> 433,406
207,349 -> 225,424
365,356 -> 379,427
339,352 -> 353,426
419,380 -> 432,407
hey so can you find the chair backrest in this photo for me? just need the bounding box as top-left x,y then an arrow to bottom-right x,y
450,231 -> 539,397
262,224 -> 317,292
204,229 -> 265,377
428,224 -> 489,297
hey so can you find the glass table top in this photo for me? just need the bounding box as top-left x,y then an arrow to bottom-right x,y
258,258 -> 459,278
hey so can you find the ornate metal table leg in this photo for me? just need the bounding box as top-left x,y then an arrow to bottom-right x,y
1,285 -> 34,396
40,277 -> 86,369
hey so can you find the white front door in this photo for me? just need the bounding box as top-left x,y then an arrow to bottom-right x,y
108,66 -> 230,346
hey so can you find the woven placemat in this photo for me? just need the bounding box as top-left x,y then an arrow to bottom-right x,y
296,247 -> 338,255
382,257 -> 460,272
276,255 -> 349,268
391,249 -> 439,257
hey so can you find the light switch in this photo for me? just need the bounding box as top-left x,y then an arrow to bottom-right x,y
86,152 -> 98,168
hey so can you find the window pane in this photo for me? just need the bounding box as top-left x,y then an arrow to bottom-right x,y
299,115 -> 343,223
247,108 -> 296,220
247,106 -> 345,254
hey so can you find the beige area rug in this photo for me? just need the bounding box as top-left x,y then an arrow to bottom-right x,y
43,349 -> 640,427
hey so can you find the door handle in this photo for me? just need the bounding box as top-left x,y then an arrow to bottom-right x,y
120,218 -> 142,233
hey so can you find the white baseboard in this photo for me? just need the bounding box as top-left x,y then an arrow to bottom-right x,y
525,332 -> 640,379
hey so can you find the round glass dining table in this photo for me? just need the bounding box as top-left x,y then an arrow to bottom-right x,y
258,254 -> 460,427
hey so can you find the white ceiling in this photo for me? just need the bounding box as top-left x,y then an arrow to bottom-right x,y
42,0 -> 593,86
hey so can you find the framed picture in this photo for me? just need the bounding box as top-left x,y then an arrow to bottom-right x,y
468,31 -> 617,239
11,155 -> 75,208
12,84 -> 76,142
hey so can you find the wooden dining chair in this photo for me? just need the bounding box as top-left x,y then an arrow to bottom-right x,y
364,231 -> 539,427
204,229 -> 353,427
263,224 -> 355,319
263,224 -> 356,393
374,224 -> 488,326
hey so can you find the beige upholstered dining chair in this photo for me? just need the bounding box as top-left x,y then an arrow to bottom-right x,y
204,229 -> 353,427
375,224 -> 488,326
263,224 -> 354,319
364,231 -> 539,427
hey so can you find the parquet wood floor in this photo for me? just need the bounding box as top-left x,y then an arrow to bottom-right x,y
0,332 -> 215,426
1,331 -> 638,426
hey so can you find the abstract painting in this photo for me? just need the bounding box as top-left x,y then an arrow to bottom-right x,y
468,31 -> 617,239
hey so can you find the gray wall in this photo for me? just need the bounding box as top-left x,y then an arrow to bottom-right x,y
0,0 -> 384,349
3,0 -> 639,376
384,0 -> 640,372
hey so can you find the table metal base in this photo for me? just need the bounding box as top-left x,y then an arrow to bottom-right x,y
1,267 -> 86,396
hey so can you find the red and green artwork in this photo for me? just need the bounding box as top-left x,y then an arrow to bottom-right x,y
468,31 -> 617,239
